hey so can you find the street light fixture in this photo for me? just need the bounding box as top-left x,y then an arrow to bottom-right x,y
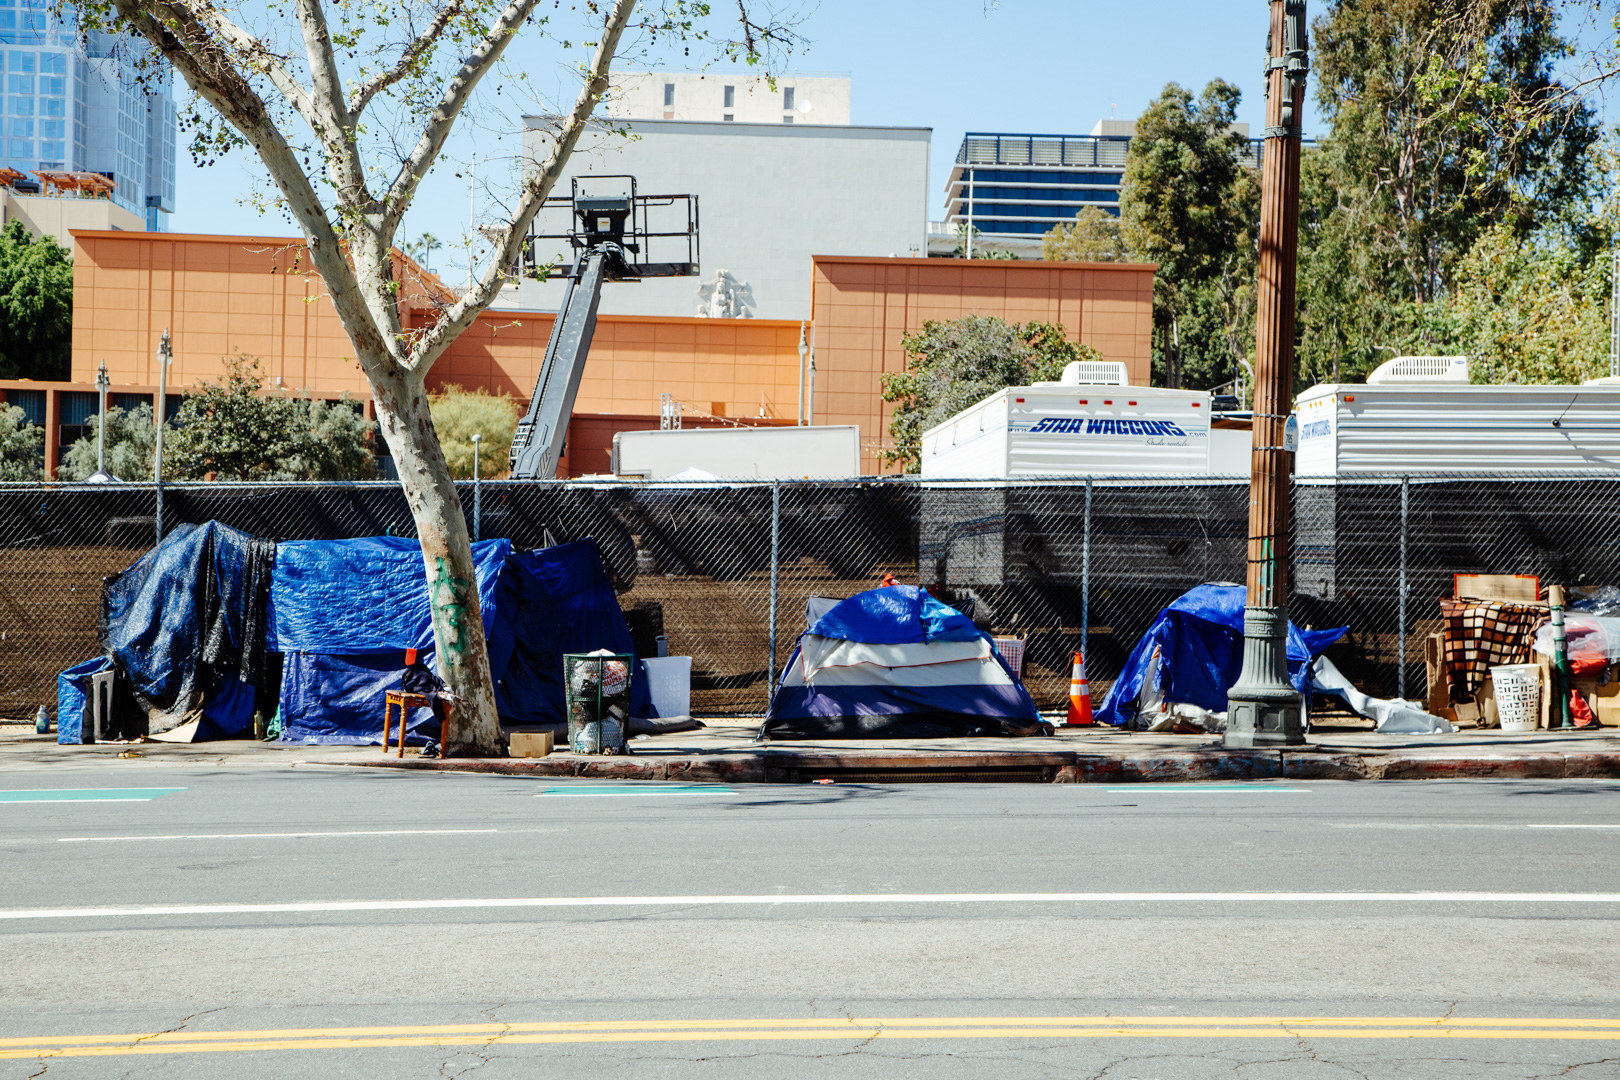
86,360 -> 121,483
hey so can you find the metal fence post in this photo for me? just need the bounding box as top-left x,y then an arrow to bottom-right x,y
471,434 -> 482,542
768,481 -> 781,698
1082,477 -> 1092,663
1398,475 -> 1409,700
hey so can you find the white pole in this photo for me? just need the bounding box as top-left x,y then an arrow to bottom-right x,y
152,329 -> 172,544
965,166 -> 974,260
796,322 -> 808,426
95,360 -> 109,476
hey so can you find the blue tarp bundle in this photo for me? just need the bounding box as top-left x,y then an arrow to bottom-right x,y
274,536 -> 647,745
762,585 -> 1044,739
1095,583 -> 1346,728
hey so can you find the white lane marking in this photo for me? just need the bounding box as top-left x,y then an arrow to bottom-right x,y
1526,824 -> 1620,829
1326,823 -> 1521,830
57,829 -> 499,843
6,891 -> 1620,922
1101,786 -> 1310,793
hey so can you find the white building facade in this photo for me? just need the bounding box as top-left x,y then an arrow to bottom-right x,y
603,72 -> 850,126
508,116 -> 929,321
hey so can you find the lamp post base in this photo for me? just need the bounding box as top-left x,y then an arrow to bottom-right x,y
1225,606 -> 1307,748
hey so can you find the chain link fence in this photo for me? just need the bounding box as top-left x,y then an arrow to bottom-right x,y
4,475 -> 1618,721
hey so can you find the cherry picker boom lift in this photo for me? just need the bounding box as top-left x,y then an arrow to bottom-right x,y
507,176 -> 698,479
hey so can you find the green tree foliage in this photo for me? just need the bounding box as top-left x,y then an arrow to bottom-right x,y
1409,221 -> 1611,385
1298,0 -> 1599,383
60,404 -> 157,481
0,402 -> 43,480
429,385 -> 519,479
1120,80 -> 1259,390
164,354 -> 378,481
1042,206 -> 1125,263
881,316 -> 1103,472
0,221 -> 73,382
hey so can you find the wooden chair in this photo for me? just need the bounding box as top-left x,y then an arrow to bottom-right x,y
383,689 -> 447,757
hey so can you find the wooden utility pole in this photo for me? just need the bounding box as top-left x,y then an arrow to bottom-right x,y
1226,0 -> 1309,747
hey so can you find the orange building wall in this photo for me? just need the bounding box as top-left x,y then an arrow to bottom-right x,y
809,256 -> 1156,474
66,233 -> 1156,479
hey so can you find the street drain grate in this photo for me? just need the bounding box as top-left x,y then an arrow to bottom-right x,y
790,766 -> 1053,784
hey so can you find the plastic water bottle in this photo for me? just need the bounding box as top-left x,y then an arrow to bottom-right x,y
34,706 -> 49,734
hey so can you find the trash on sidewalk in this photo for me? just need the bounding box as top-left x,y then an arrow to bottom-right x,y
1096,584 -> 1345,732
509,731 -> 554,758
761,585 -> 1046,739
1439,590 -> 1547,728
566,650 -> 631,754
1311,655 -> 1455,734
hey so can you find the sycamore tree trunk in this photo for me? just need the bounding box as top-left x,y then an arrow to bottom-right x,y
370,363 -> 501,755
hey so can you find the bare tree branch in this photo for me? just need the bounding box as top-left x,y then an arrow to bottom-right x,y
405,0 -> 637,372
185,1 -> 319,131
348,0 -> 469,117
379,0 -> 544,240
110,0 -> 390,367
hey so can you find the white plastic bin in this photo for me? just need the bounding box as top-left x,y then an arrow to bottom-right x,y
1490,663 -> 1541,733
642,655 -> 693,718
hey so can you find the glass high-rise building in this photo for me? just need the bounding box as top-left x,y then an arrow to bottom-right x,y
0,0 -> 176,230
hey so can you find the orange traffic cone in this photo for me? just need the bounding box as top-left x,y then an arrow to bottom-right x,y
1064,650 -> 1095,726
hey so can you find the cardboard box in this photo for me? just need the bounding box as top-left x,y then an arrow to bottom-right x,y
1537,656 -> 1620,728
1455,573 -> 1541,603
1423,632 -> 1454,719
508,731 -> 553,758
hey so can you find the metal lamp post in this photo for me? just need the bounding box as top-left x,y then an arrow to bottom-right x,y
1225,0 -> 1310,748
470,433 -> 482,543
152,329 -> 172,545
85,361 -> 122,483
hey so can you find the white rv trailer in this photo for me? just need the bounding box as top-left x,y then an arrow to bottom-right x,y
1295,382 -> 1620,477
920,384 -> 1214,478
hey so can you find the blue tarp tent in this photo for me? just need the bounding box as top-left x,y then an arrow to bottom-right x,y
761,585 -> 1044,739
1095,583 -> 1345,728
273,536 -> 648,745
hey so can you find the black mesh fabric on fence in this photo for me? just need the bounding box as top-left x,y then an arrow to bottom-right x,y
4,476 -> 1619,721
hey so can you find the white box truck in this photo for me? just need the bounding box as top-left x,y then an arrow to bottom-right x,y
611,424 -> 862,480
920,384 -> 1214,479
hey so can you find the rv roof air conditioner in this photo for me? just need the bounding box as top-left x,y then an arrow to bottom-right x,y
1365,355 -> 1469,385
1037,360 -> 1129,387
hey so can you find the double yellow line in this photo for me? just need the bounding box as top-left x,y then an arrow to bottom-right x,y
4,1016 -> 1620,1058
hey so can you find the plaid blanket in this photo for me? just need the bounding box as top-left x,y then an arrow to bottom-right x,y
1439,598 -> 1547,703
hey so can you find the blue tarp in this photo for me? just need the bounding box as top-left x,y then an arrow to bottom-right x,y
56,655 -> 111,744
275,537 -> 647,745
271,536 -> 512,654
808,585 -> 982,645
1095,584 -> 1346,728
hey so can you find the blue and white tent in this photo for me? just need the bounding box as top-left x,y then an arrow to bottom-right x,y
761,585 -> 1045,739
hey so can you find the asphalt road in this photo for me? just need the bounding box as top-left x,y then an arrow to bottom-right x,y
3,761 -> 1620,1078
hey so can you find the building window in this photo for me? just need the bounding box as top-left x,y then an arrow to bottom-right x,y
663,82 -> 674,107
9,117 -> 32,137
9,95 -> 30,115
7,72 -> 31,94
782,86 -> 794,110
782,114 -> 793,124
7,137 -> 30,158
723,113 -> 733,121
723,84 -> 734,108
9,51 -> 32,73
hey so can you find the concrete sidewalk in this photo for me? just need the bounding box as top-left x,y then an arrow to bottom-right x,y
7,721 -> 1620,783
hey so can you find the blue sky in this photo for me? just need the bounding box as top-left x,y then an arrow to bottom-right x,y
168,0 -> 1591,278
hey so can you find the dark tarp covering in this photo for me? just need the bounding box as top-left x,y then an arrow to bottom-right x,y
1095,583 -> 1346,728
493,540 -> 649,729
762,585 -> 1045,740
72,521 -> 274,741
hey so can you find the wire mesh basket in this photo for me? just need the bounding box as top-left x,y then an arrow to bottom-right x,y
564,651 -> 633,754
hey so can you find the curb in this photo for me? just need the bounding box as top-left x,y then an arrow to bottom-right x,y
346,748 -> 1620,783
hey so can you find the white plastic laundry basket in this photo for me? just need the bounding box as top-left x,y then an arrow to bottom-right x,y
642,655 -> 692,718
1489,663 -> 1541,733
992,637 -> 1026,679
